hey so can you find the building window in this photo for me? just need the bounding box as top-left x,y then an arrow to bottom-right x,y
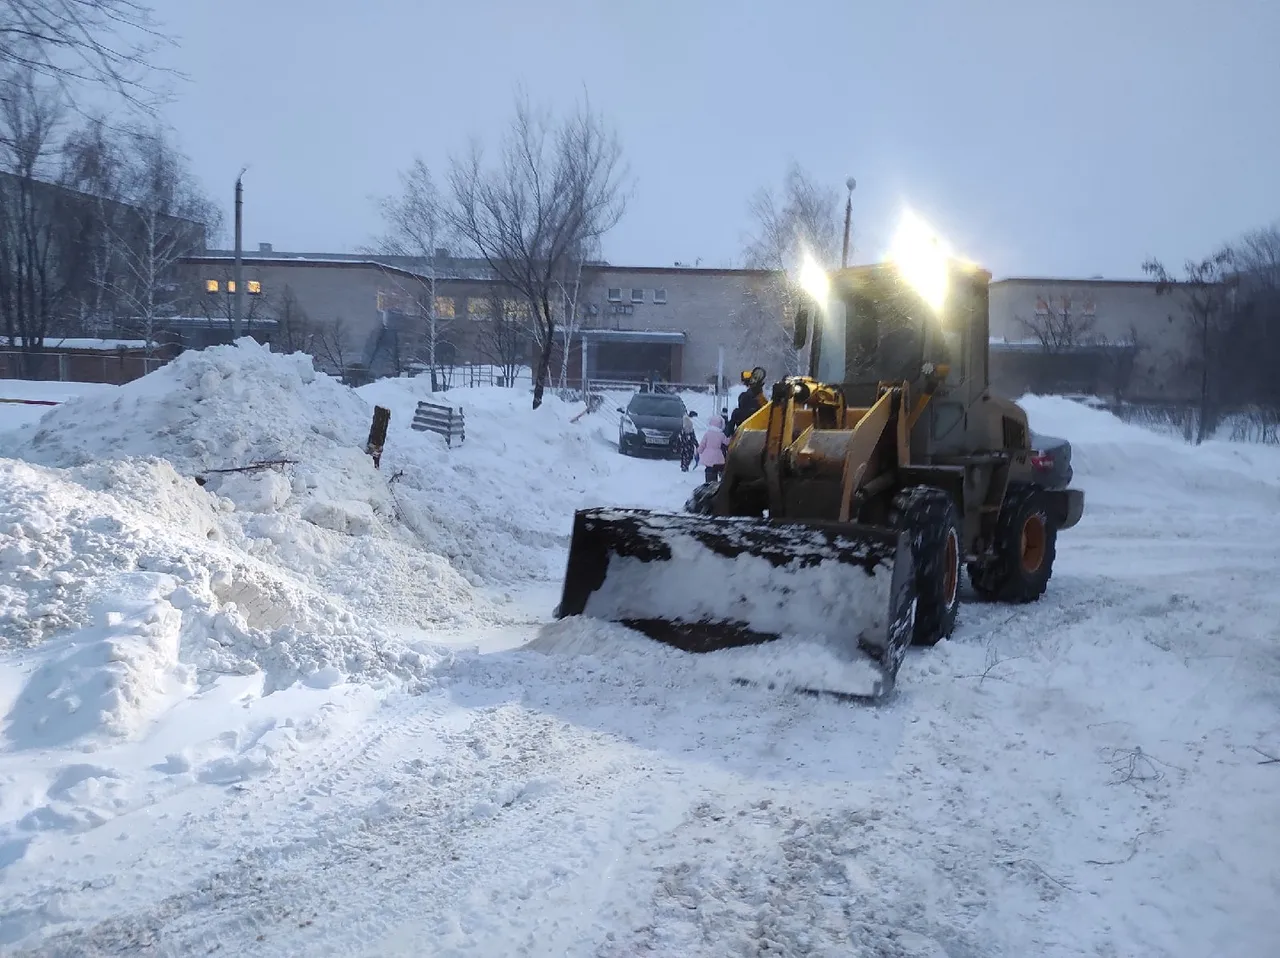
503,298 -> 531,320
607,287 -> 622,303
654,288 -> 667,304
467,297 -> 489,321
630,288 -> 644,304
247,280 -> 262,295
205,279 -> 219,294
226,280 -> 236,294
434,295 -> 455,318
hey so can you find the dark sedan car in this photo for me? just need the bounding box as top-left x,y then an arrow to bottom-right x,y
618,392 -> 689,458
1028,430 -> 1075,489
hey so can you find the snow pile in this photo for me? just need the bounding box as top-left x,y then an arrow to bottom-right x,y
356,377 -> 692,583
1019,394 -> 1280,507
0,457 -> 454,750
1,342 -> 509,616
6,573 -> 192,749
8,341 -> 371,475
527,616 -> 888,700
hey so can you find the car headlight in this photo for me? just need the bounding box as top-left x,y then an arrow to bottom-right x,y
620,415 -> 638,434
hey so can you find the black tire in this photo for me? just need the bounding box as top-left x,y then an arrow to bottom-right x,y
890,485 -> 962,647
968,483 -> 1057,603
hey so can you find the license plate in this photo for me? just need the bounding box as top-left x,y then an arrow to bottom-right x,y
645,435 -> 667,445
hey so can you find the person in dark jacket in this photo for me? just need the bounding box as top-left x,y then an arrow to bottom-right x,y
727,368 -> 767,437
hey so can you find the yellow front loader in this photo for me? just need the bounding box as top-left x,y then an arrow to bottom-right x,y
556,257 -> 1085,699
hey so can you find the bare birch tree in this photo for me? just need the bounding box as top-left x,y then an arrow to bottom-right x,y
1015,292 -> 1098,352
1143,249 -> 1238,444
60,114 -> 125,334
0,0 -> 176,119
446,91 -> 628,408
0,64 -> 79,373
367,157 -> 453,388
110,124 -> 215,353
556,237 -> 595,389
478,287 -> 527,387
741,163 -> 842,373
271,284 -> 317,354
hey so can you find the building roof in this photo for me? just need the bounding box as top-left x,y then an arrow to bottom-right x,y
991,276 -> 1163,288
580,329 -> 687,344
0,337 -> 152,351
182,254 -> 448,285
189,248 -> 779,281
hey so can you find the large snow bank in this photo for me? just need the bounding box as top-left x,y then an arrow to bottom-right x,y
0,340 -> 700,746
1018,394 -> 1280,507
0,458 -> 449,736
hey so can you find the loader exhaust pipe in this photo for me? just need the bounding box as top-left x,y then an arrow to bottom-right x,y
556,508 -> 917,694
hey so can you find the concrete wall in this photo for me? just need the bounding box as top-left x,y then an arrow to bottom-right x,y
576,266 -> 790,386
989,278 -> 1194,401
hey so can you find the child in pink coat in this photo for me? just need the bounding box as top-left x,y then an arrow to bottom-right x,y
696,415 -> 728,483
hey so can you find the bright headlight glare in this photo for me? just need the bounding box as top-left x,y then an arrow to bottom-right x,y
798,251 -> 829,305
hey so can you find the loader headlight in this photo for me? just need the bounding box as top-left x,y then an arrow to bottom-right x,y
798,250 -> 829,305
621,415 -> 638,434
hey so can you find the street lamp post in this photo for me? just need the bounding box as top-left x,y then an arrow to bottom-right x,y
841,177 -> 856,268
233,168 -> 247,338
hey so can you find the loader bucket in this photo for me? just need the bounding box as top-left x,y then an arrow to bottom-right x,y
555,508 -> 917,694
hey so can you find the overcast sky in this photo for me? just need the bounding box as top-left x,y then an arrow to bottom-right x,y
149,0 -> 1279,280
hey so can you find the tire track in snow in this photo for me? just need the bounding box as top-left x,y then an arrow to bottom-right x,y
3,686 -> 460,948
12,702 -> 672,957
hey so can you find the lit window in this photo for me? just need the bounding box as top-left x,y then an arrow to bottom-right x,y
205,279 -> 219,293
467,298 -> 489,321
247,280 -> 262,295
226,280 -> 236,294
631,288 -> 644,304
504,298 -> 531,319
607,288 -> 622,302
654,288 -> 667,304
434,295 -> 455,318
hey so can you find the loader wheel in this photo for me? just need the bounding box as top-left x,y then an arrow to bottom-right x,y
890,485 -> 962,647
968,483 -> 1057,603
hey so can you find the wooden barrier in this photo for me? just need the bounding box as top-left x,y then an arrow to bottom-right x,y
411,400 -> 465,447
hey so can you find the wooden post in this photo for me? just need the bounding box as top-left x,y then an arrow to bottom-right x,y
366,405 -> 391,468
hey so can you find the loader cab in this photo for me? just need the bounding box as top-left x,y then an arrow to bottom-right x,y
795,260 -> 992,454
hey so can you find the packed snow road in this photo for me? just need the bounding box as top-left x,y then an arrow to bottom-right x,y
1,347 -> 1277,956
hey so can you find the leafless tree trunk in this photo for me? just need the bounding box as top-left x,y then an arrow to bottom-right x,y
1143,249 -> 1238,444
60,115 -> 124,335
446,90 -> 629,408
1091,323 -> 1143,402
741,163 -> 842,374
270,284 -> 316,354
556,238 -> 594,390
366,157 -> 454,389
0,64 -> 75,375
1015,293 -> 1098,352
314,316 -> 352,380
476,287 -> 527,387
109,124 -> 214,355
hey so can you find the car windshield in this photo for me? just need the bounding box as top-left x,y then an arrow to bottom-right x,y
628,395 -> 686,417
815,271 -> 928,385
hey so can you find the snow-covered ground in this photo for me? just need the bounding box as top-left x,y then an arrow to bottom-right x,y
1,341 -> 1277,957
